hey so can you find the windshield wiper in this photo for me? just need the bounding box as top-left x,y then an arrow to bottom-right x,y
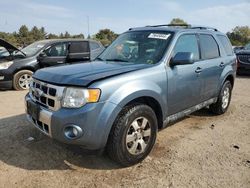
96,57 -> 104,61
105,58 -> 129,62
13,50 -> 26,57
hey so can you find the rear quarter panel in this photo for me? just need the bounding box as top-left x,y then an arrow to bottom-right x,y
214,34 -> 236,91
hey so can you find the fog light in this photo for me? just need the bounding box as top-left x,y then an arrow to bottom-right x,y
64,125 -> 83,139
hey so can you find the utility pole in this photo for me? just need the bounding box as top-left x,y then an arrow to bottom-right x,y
87,16 -> 90,39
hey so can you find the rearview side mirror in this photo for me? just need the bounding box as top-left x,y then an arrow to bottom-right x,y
170,52 -> 194,66
37,51 -> 47,59
40,52 -> 47,57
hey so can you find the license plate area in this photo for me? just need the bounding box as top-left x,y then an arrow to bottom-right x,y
27,100 -> 40,120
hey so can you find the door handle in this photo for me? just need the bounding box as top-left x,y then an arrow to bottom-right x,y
195,67 -> 202,73
220,62 -> 225,67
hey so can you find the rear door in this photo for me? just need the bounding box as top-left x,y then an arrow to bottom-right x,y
197,34 -> 222,101
67,41 -> 90,63
38,42 -> 68,67
167,33 -> 202,115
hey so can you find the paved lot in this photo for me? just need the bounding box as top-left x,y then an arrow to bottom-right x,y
0,77 -> 249,188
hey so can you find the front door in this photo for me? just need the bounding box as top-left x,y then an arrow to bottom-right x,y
167,34 -> 202,115
38,42 -> 67,67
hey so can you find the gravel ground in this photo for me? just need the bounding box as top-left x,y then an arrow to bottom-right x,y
0,77 -> 249,188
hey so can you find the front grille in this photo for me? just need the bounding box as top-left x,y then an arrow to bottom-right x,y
29,79 -> 65,111
238,54 -> 250,64
31,117 -> 50,135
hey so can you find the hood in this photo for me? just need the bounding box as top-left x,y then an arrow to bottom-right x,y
236,49 -> 250,55
0,38 -> 26,56
33,61 -> 150,87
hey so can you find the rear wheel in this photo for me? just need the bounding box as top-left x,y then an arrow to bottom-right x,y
107,104 -> 157,166
210,81 -> 232,115
13,70 -> 33,90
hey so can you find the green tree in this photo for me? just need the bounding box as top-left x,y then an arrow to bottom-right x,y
169,18 -> 188,25
227,26 -> 250,46
72,33 -> 85,39
59,33 -> 64,38
46,33 -> 59,39
40,27 -> 46,38
94,29 -> 118,45
64,31 -> 71,38
30,26 -> 42,41
0,26 -> 86,46
18,25 -> 29,38
18,25 -> 33,46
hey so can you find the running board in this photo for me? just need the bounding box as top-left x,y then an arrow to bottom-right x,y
163,98 -> 217,127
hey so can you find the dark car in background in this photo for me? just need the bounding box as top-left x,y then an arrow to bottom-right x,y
0,39 -> 104,90
236,43 -> 250,75
233,46 -> 244,54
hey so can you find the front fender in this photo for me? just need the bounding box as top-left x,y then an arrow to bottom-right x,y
97,80 -> 166,148
108,79 -> 166,114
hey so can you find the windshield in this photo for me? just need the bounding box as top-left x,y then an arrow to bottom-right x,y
15,41 -> 47,57
245,43 -> 250,50
98,31 -> 173,64
0,48 -> 9,58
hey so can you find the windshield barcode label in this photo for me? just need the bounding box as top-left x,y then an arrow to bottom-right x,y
148,33 -> 170,40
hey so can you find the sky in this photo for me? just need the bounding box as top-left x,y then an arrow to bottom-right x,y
0,0 -> 250,37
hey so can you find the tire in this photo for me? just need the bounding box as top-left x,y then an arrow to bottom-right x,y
13,70 -> 33,90
107,104 -> 158,167
210,81 -> 232,115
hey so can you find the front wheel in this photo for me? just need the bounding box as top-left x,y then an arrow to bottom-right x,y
107,104 -> 158,166
13,70 -> 33,90
210,81 -> 232,115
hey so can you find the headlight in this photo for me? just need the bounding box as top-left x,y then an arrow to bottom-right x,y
0,61 -> 13,70
62,87 -> 101,108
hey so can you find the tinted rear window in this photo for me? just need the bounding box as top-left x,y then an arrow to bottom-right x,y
69,41 -> 89,53
217,35 -> 233,56
199,34 -> 220,59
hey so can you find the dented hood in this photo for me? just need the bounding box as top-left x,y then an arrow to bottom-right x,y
33,61 -> 150,87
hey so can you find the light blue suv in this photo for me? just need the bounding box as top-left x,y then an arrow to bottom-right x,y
25,25 -> 236,166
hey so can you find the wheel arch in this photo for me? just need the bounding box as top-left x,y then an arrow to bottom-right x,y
224,74 -> 234,88
13,66 -> 36,75
124,96 -> 164,130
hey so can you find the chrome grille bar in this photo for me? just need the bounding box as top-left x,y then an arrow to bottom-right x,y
29,78 -> 65,111
238,55 -> 250,64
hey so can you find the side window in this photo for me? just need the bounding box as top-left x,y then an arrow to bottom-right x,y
90,42 -> 100,51
199,34 -> 220,59
44,43 -> 67,57
217,35 -> 233,56
172,34 -> 199,61
69,41 -> 89,53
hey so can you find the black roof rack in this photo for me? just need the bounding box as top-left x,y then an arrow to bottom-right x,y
143,24 -> 219,31
145,24 -> 191,28
190,26 -> 218,31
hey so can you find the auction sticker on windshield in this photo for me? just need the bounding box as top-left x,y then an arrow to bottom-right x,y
148,33 -> 170,40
